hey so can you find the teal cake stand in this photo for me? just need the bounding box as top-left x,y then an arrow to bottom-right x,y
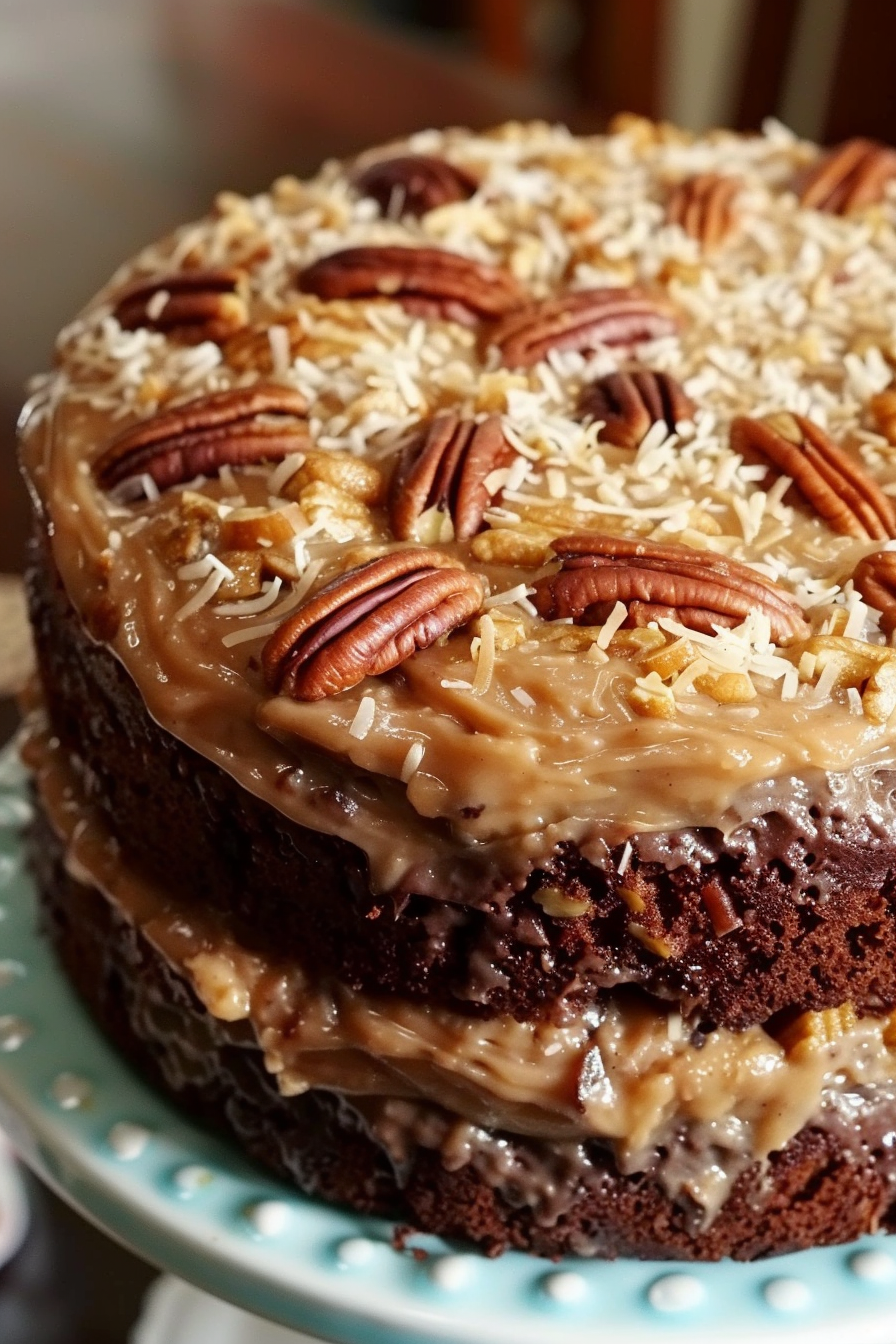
3,741 -> 896,1343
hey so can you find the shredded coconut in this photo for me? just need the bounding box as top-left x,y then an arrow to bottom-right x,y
348,696 -> 376,740
400,741 -> 425,782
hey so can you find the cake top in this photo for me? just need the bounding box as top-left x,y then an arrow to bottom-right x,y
20,115 -> 896,895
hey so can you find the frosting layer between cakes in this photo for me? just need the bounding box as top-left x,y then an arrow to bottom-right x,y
22,709 -> 896,1222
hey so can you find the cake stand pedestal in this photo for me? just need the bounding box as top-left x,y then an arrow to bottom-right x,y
134,1276 -> 323,1343
4,743 -> 896,1344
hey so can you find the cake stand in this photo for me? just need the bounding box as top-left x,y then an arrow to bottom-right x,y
4,743 -> 896,1344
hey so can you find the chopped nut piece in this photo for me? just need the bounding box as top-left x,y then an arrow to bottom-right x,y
618,885 -> 646,915
777,1004 -> 858,1059
470,526 -> 554,567
295,480 -> 376,540
607,627 -> 666,657
531,886 -> 593,918
627,923 -> 673,958
214,550 -> 264,602
790,634 -> 896,722
152,490 -> 221,567
627,674 -> 676,720
283,449 -> 384,506
220,507 -> 297,551
641,637 -> 696,680
700,880 -> 742,936
693,670 -> 756,704
261,552 -> 300,584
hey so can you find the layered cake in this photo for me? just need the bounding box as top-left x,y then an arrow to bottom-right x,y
19,115 -> 896,1259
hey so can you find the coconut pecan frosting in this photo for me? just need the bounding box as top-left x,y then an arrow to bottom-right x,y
20,114 -> 896,893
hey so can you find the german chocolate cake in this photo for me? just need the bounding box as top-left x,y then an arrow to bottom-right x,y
19,115 -> 896,1259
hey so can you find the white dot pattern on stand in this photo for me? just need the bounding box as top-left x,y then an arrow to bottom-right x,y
850,1249 -> 896,1282
107,1121 -> 151,1161
541,1270 -> 588,1304
51,1072 -> 92,1110
429,1255 -> 475,1291
0,960 -> 25,988
763,1277 -> 812,1312
648,1274 -> 706,1313
0,1015 -> 31,1052
174,1164 -> 214,1195
245,1200 -> 291,1237
336,1236 -> 375,1267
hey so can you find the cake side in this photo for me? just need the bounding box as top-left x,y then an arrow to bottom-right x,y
20,115 -> 896,1261
31,778 -> 896,1262
28,534 -> 896,1032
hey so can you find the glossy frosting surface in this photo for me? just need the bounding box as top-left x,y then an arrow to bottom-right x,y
19,118 -> 896,892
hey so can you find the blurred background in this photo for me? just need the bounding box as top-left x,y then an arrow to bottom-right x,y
1,0 -> 895,1337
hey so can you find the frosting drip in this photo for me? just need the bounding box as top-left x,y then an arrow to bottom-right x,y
23,715 -> 896,1216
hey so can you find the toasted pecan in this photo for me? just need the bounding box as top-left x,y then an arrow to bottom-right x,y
730,413 -> 896,541
577,369 -> 695,449
666,173 -> 742,251
798,137 -> 896,215
853,549 -> 896,635
532,534 -> 808,644
262,549 -> 484,700
490,288 -> 679,368
389,413 -> 515,541
112,268 -> 249,343
93,384 -> 309,494
298,246 -> 523,326
354,154 -> 477,217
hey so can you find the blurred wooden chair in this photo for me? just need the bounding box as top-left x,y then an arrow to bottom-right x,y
468,0 -> 896,144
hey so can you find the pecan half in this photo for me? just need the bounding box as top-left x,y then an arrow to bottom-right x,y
730,413 -> 896,541
112,268 -> 249,342
490,288 -> 679,369
666,173 -> 742,251
532,534 -> 808,644
853,550 -> 896,634
389,413 -> 515,541
262,549 -> 484,700
354,154 -> 477,217
94,384 -> 309,494
298,246 -> 523,326
577,369 -> 695,449
798,137 -> 896,214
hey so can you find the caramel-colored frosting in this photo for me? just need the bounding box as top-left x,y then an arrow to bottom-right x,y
19,118 -> 896,894
24,711 -> 896,1216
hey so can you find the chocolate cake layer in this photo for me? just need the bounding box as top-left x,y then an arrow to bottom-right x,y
28,536 -> 896,1033
33,803 -> 896,1261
